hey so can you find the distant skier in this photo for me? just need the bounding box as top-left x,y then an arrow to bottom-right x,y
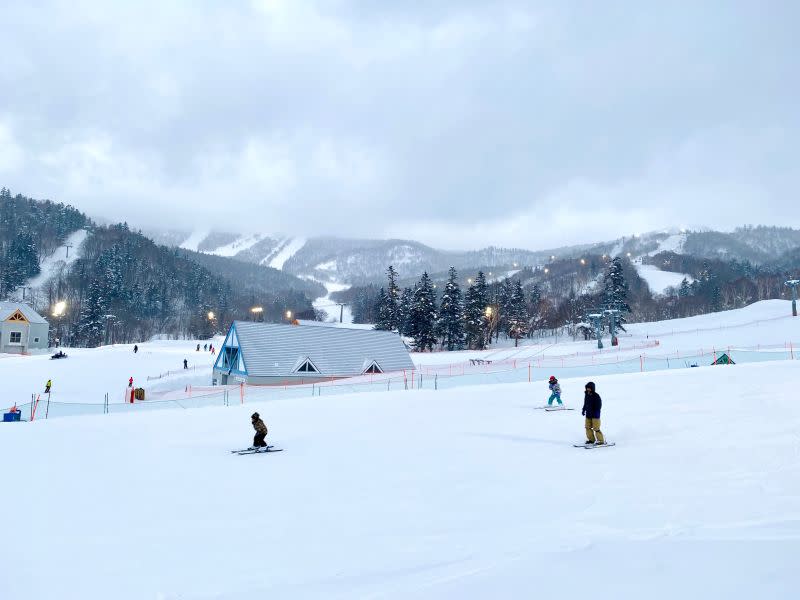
133,344 -> 138,354
251,412 -> 268,448
44,379 -> 52,394
196,343 -> 200,351
210,345 -> 215,355
547,376 -> 563,406
582,381 -> 605,445
128,376 -> 133,388
203,343 -> 208,351
183,359 -> 188,369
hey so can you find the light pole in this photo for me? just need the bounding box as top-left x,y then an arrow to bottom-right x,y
250,306 -> 263,322
207,311 -> 216,334
51,301 -> 67,347
786,280 -> 800,316
285,310 -> 293,323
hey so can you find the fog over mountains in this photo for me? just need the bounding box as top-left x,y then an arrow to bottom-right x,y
148,226 -> 800,285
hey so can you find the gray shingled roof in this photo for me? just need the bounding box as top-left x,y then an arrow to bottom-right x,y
226,321 -> 414,377
0,302 -> 48,324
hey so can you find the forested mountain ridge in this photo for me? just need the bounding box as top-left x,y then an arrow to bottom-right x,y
0,187 -> 88,297
0,189 -> 321,346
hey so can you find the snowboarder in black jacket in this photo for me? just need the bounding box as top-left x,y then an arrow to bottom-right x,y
582,381 -> 605,445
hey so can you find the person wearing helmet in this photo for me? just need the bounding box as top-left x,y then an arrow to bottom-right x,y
547,375 -> 563,406
251,412 -> 268,448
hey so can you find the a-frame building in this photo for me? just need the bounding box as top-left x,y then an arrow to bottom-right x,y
212,321 -> 413,385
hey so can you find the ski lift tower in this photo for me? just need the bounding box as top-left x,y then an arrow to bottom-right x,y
587,313 -> 604,349
605,308 -> 621,346
786,280 -> 800,316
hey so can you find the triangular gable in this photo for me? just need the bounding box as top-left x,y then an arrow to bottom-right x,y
214,323 -> 247,374
6,310 -> 28,324
292,356 -> 320,374
711,353 -> 735,365
362,359 -> 383,374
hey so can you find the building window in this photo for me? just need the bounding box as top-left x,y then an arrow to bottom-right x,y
34,337 -> 39,343
295,359 -> 319,373
363,361 -> 383,374
9,331 -> 22,344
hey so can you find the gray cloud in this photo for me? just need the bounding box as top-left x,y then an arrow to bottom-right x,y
1,1 -> 798,250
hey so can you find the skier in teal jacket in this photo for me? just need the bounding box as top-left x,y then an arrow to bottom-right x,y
547,376 -> 563,406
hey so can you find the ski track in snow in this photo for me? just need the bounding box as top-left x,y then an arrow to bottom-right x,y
266,237 -> 306,269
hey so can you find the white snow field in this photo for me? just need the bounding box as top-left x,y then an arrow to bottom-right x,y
635,263 -> 693,295
2,358 -> 800,599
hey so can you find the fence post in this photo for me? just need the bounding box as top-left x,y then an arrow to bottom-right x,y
528,363 -> 531,383
639,355 -> 643,372
46,395 -> 51,419
312,383 -> 315,396
435,374 -> 438,390
791,342 -> 794,360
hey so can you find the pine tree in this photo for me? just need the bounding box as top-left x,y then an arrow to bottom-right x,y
408,272 -> 437,351
678,277 -> 691,297
506,280 -> 530,346
76,278 -> 107,347
464,271 -> 489,349
397,287 -> 413,336
498,278 -> 513,339
437,266 -> 465,351
386,265 -> 400,330
373,287 -> 392,330
603,257 -> 631,314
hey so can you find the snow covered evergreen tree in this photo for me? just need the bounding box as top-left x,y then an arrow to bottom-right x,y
506,280 -> 530,346
603,257 -> 631,313
75,278 -> 107,347
678,277 -> 691,297
386,265 -> 400,330
373,287 -> 392,330
408,272 -> 437,351
464,271 -> 489,349
498,278 -> 513,340
436,266 -> 465,351
397,286 -> 414,336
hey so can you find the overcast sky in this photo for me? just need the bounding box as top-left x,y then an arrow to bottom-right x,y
1,1 -> 798,250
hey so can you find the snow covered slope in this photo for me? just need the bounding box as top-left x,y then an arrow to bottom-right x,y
179,229 -> 210,251
266,236 -> 306,269
635,263 -> 693,295
2,360 -> 799,599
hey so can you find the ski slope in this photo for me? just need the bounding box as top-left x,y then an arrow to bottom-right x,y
179,230 -> 210,251
2,359 -> 799,599
635,263 -> 692,295
265,236 -> 306,269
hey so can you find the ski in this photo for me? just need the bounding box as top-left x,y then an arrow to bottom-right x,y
235,447 -> 283,455
544,407 -> 573,411
573,442 -> 615,449
230,445 -> 274,453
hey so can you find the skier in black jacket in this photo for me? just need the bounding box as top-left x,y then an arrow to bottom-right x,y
582,381 -> 605,445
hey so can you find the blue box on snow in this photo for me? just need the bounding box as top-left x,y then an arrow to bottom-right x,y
3,412 -> 21,422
